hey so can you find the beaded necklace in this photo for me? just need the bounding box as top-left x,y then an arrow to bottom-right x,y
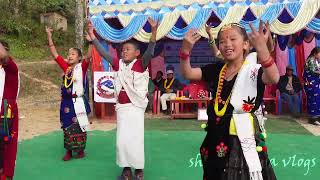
214,64 -> 232,117
164,78 -> 174,90
64,67 -> 74,88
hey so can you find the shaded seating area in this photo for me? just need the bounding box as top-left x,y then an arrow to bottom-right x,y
276,90 -> 305,114
152,89 -> 183,115
263,85 -> 306,115
153,81 -> 210,120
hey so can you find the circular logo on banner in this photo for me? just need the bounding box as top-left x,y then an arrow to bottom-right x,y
97,75 -> 114,99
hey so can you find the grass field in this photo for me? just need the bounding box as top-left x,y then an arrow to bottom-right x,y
144,117 -> 311,135
14,117 -> 319,180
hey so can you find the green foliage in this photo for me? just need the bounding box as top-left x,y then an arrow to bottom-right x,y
0,0 -> 80,61
4,35 -> 48,61
22,0 -> 76,22
2,24 -> 76,61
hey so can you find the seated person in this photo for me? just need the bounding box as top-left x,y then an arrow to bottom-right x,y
146,78 -> 155,113
152,71 -> 164,89
277,65 -> 302,117
159,66 -> 183,114
147,71 -> 163,112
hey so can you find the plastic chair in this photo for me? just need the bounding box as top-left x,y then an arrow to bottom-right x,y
277,90 -> 303,114
152,90 -> 161,114
152,90 -> 183,115
263,85 -> 278,115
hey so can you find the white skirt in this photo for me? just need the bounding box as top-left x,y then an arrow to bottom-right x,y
116,103 -> 145,169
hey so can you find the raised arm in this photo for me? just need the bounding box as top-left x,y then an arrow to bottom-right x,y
249,21 -> 279,85
205,24 -> 220,57
180,29 -> 203,81
267,30 -> 275,53
142,17 -> 158,69
45,26 -> 59,59
87,21 -> 114,66
83,32 -> 93,62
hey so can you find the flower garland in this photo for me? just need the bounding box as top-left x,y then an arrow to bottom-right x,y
214,64 -> 231,117
64,67 -> 74,88
164,78 -> 174,90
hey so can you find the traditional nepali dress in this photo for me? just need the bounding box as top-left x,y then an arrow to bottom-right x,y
0,57 -> 19,178
113,58 -> 149,169
91,38 -> 155,170
200,61 -> 276,180
55,56 -> 91,152
303,57 -> 320,117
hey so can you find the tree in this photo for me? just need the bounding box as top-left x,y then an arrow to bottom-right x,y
75,0 -> 84,51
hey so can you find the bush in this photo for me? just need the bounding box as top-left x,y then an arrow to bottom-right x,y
0,0 -> 78,61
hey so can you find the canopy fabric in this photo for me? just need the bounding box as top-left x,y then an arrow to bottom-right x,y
89,0 -> 320,43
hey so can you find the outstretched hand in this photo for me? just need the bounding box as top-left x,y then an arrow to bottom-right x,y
45,26 -> 53,37
87,20 -> 94,35
248,21 -> 270,51
85,31 -> 93,42
148,17 -> 159,32
86,20 -> 96,40
182,29 -> 201,52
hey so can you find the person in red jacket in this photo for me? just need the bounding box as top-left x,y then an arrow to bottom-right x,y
0,40 -> 19,180
45,27 -> 92,161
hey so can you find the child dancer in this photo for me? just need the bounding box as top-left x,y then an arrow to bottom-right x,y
0,40 -> 19,180
180,22 -> 279,180
45,27 -> 92,161
88,18 -> 157,180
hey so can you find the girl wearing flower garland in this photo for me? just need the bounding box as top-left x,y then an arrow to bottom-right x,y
180,22 -> 279,180
45,27 -> 92,161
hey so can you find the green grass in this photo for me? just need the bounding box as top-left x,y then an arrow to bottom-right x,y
13,114 -> 317,180
2,25 -> 78,62
266,117 -> 311,135
144,117 -> 311,135
15,130 -> 320,180
145,118 -> 204,131
2,34 -> 50,62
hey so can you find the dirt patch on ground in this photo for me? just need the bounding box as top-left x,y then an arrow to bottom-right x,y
296,119 -> 320,136
18,96 -> 117,141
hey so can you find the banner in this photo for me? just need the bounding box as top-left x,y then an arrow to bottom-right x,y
94,71 -> 116,103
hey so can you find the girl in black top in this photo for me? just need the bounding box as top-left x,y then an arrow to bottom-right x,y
179,22 -> 279,180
